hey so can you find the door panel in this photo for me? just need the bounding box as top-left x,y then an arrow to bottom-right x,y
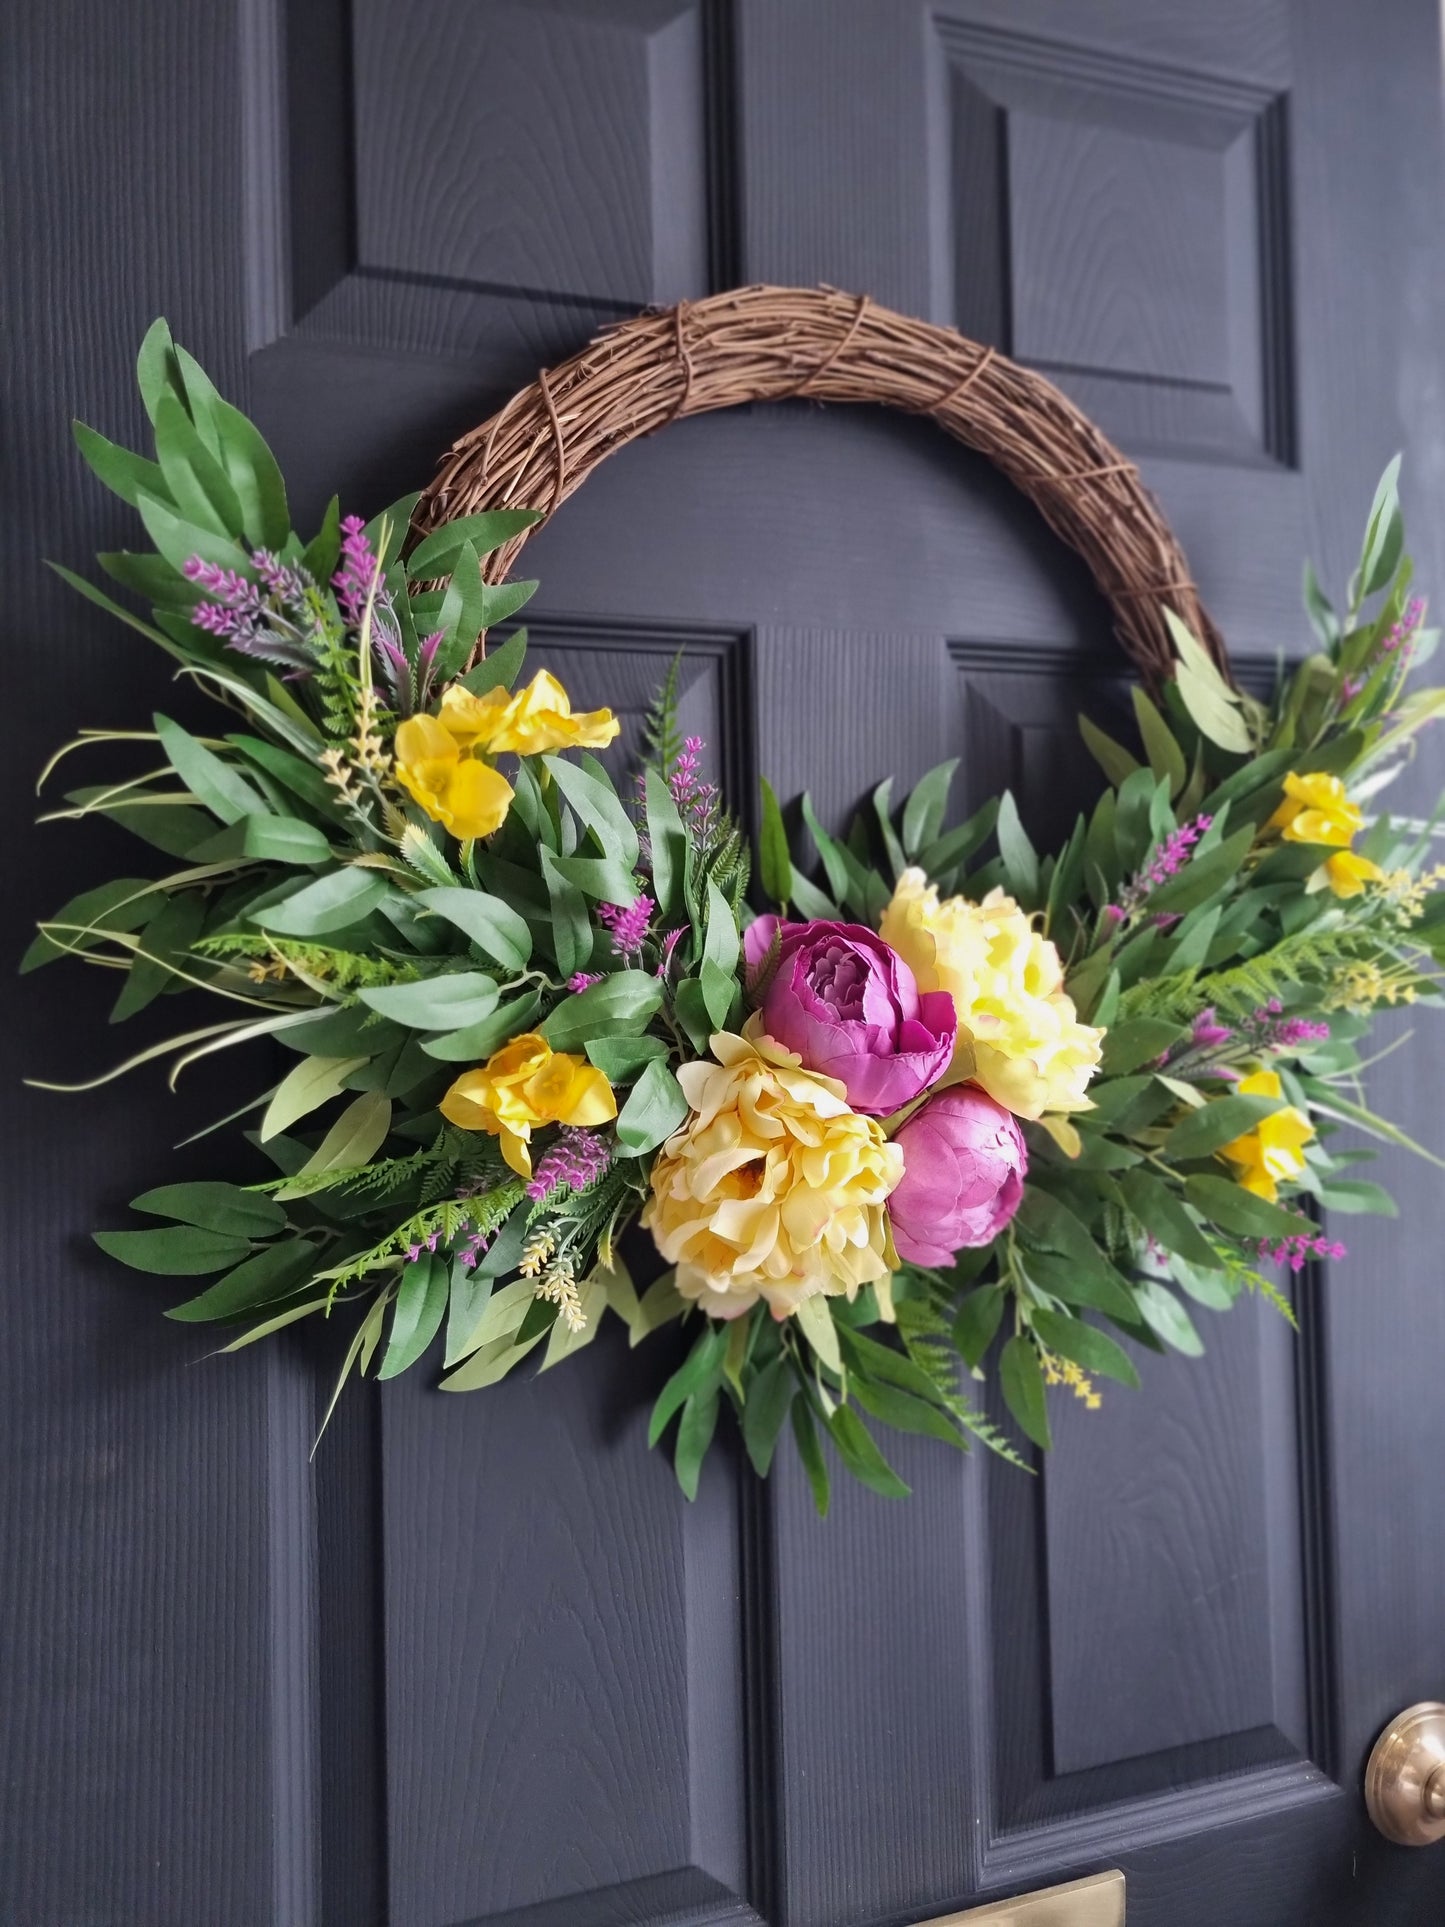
6,1 -> 1445,1923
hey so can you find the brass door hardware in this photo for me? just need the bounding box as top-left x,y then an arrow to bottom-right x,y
916,1869 -> 1125,1925
1366,1701 -> 1445,1846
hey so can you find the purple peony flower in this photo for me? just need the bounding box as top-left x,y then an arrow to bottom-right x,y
742,915 -> 955,1115
887,1086 -> 1027,1265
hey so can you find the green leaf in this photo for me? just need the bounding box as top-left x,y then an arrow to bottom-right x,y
406,509 -> 542,579
649,1325 -> 728,1447
476,578 -> 538,630
416,886 -> 532,970
358,972 -> 500,1031
584,1034 -> 669,1080
539,847 -> 591,978
260,1055 -> 368,1141
791,1401 -> 831,1515
209,396 -> 290,548
543,754 -> 640,872
826,1405 -> 910,1498
419,989 -> 541,1062
1079,713 -> 1142,788
434,538 -> 485,673
799,792 -> 854,906
995,790 -> 1040,904
1119,1169 -> 1219,1269
1315,1178 -> 1397,1216
794,1292 -> 842,1377
952,1284 -> 1005,1369
302,496 -> 342,582
378,1252 -> 450,1379
252,867 -> 391,937
94,1224 -> 253,1276
209,814 -> 332,865
848,1375 -> 969,1451
915,797 -> 999,881
872,777 -> 909,878
275,1092 -> 392,1198
130,1181 -> 284,1238
166,1241 -> 317,1321
742,1355 -> 796,1477
1185,1173 -> 1314,1240
22,876 -> 159,972
110,890 -> 206,1022
999,1335 -> 1051,1449
46,562 -> 185,659
1163,1092 -> 1287,1161
548,851 -> 640,906
675,1389 -> 721,1500
1131,1278 -> 1204,1356
1302,559 -> 1339,648
457,626 -> 527,697
136,490 -> 250,579
540,973 -> 663,1051
757,777 -> 792,908
154,713 -> 269,824
902,759 -> 958,858
136,317 -> 180,423
1099,1017 -> 1182,1077
701,881 -> 740,1027
614,1058 -> 688,1155
72,420 -> 170,511
1131,686 -> 1187,798
1356,454 -> 1404,600
153,392 -> 245,535
440,1327 -> 546,1391
1030,1309 -> 1139,1388
644,767 -> 688,919
672,976 -> 712,1053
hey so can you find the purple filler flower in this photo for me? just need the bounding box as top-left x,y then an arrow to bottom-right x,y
888,1086 -> 1027,1264
743,915 -> 955,1115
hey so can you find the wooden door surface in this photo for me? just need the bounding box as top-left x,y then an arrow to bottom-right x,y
6,3 -> 1445,1923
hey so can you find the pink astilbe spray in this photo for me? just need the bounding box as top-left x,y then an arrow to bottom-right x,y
1107,814 -> 1213,925
525,1128 -> 613,1203
597,892 -> 654,959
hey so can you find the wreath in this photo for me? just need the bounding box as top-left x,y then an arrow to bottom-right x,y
30,290 -> 1445,1513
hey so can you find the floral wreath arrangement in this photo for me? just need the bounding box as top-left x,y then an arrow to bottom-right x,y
29,292 -> 1445,1515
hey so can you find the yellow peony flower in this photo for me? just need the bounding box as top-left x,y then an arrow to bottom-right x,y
641,1029 -> 904,1321
440,1032 -> 617,1178
1268,770 -> 1382,899
393,710 -> 516,839
878,869 -> 1103,1119
393,672 -> 619,842
1218,1067 -> 1314,1202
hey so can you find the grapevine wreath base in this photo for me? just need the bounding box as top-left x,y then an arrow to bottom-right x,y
28,289 -> 1445,1508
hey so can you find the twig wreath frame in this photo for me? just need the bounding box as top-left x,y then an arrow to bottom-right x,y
418,283 -> 1227,687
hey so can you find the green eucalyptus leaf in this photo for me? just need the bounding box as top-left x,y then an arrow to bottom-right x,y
94,1225 -> 253,1276
130,1181 -> 284,1238
614,1058 -> 688,1156
999,1335 -> 1051,1449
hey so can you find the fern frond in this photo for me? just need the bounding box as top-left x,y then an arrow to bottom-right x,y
641,653 -> 684,776
194,933 -> 421,990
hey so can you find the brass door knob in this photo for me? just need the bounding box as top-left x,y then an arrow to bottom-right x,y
1365,1702 -> 1445,1846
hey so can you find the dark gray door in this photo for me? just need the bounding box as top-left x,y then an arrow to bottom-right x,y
7,3 -> 1445,1923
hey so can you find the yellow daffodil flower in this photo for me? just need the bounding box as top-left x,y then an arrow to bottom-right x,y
393,671 -> 619,842
440,1033 -> 617,1178
1267,770 -> 1382,899
393,711 -> 516,839
1218,1067 -> 1314,1202
1320,848 -> 1382,898
437,670 -> 619,758
1268,770 -> 1362,848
